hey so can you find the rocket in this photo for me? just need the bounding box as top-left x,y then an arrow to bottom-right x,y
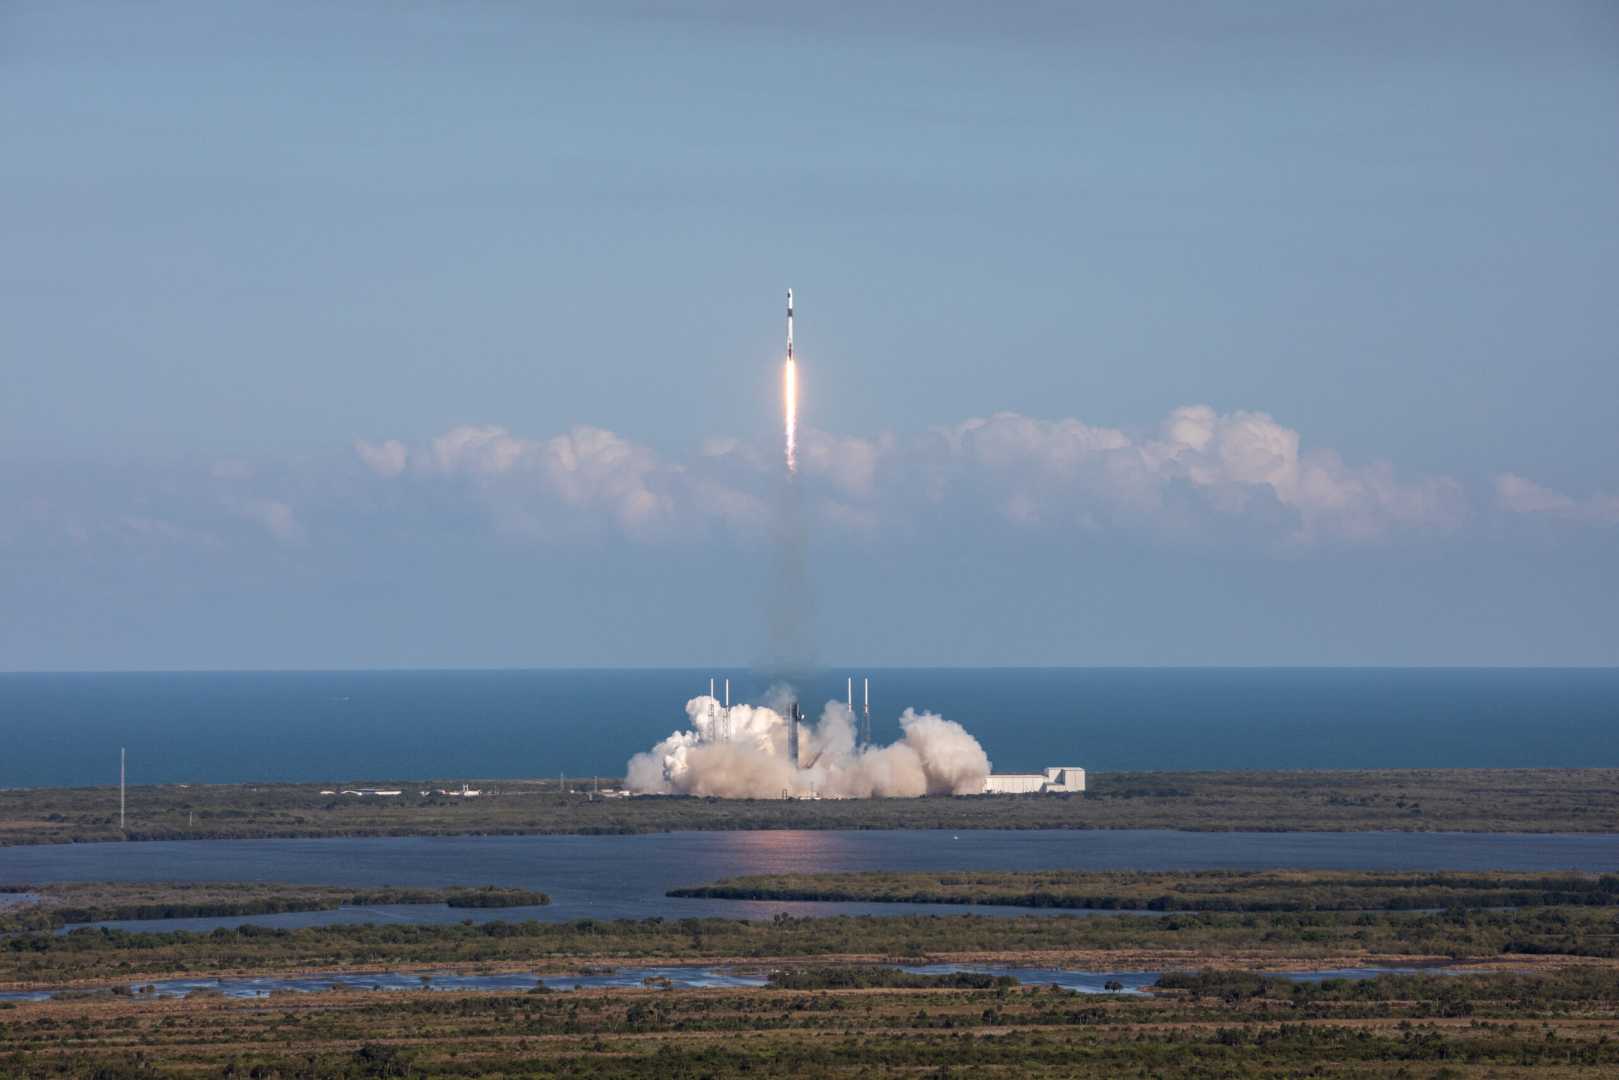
782,288 -> 799,474
863,676 -> 871,747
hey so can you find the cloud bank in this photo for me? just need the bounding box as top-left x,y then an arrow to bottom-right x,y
4,403 -> 1609,557
354,404 -> 1476,549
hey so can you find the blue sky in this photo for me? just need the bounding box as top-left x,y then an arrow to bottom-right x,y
2,1 -> 1616,669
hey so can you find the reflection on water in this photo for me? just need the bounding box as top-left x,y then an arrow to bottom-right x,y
0,963 -> 1444,1003
5,828 -> 1614,933
0,829 -> 1540,1006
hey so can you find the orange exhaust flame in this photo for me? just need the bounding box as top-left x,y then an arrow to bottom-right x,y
783,356 -> 798,474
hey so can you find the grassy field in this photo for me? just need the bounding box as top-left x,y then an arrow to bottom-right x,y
0,882 -> 548,934
7,904 -> 1619,989
2,768 -> 1616,845
670,869 -> 1619,912
3,969 -> 1619,1077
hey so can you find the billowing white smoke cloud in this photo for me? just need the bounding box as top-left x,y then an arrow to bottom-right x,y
626,694 -> 991,798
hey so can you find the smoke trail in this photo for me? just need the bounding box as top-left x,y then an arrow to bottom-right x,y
764,472 -> 815,672
625,693 -> 992,798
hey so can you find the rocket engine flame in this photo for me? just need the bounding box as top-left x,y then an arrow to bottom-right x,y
783,287 -> 797,475
783,356 -> 798,474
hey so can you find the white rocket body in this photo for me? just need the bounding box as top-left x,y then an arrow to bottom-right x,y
786,289 -> 794,361
863,676 -> 871,746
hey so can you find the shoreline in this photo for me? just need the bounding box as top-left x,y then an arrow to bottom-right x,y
11,822 -> 1619,851
6,769 -> 1616,846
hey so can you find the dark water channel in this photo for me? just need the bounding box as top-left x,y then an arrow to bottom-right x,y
0,964 -> 1449,1003
2,829 -> 1613,932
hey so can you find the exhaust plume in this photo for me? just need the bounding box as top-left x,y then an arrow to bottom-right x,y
625,692 -> 991,798
783,288 -> 797,475
784,357 -> 798,475
763,286 -> 814,672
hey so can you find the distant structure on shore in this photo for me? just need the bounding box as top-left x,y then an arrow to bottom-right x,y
982,767 -> 1086,795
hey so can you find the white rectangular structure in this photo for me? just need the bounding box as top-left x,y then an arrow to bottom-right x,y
983,773 -> 1048,794
983,767 -> 1085,794
1042,766 -> 1085,792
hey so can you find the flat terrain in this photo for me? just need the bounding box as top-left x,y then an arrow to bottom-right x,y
670,868 -> 1619,911
6,873 -> 1619,1075
3,768 -> 1616,845
7,901 -> 1619,990
3,969 -> 1619,1077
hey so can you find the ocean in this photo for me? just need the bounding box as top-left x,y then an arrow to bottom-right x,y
2,668 -> 1616,788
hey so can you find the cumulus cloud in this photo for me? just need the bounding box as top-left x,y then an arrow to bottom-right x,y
2,403 -> 1608,559
884,405 -> 1468,544
351,405 -> 1479,549
797,428 -> 890,499
361,423 -> 766,540
354,439 -> 408,477
228,497 -> 306,545
1495,473 -> 1619,525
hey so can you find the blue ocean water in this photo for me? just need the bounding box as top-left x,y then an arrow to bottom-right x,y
1,668 -> 1616,787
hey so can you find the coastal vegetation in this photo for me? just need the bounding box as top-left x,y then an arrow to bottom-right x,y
670,868 -> 1619,912
5,873 -> 1619,1075
6,905 -> 1619,988
2,767 -> 1616,845
3,968 -> 1619,1076
0,882 -> 547,934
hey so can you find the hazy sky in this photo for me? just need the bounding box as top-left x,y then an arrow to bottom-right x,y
3,1 -> 1617,669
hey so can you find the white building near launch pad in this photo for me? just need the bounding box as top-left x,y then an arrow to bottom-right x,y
982,767 -> 1086,795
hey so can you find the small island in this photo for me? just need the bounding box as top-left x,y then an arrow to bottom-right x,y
669,868 -> 1619,912
0,881 -> 548,933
